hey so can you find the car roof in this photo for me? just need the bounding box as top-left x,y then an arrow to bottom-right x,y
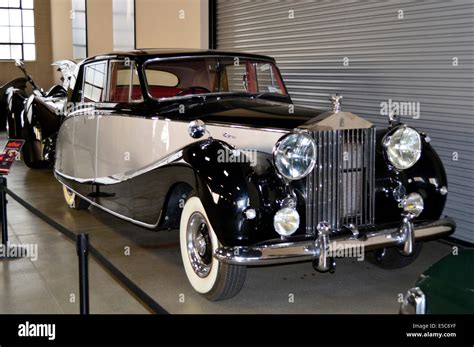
83,49 -> 276,64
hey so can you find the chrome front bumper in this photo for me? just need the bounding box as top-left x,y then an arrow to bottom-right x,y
214,217 -> 455,266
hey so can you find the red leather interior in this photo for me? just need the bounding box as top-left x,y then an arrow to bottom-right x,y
148,86 -> 181,98
110,86 -> 182,101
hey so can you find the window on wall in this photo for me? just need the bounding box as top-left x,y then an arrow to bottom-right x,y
71,0 -> 87,60
0,0 -> 35,60
112,0 -> 135,51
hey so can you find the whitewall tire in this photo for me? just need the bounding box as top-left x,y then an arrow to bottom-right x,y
179,196 -> 246,301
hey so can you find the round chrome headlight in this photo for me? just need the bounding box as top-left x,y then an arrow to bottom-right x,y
274,207 -> 300,236
384,126 -> 422,170
273,133 -> 316,180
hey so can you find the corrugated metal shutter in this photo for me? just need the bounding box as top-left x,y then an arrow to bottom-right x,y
216,0 -> 474,243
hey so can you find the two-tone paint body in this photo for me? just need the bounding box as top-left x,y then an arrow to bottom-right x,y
51,50 -> 453,251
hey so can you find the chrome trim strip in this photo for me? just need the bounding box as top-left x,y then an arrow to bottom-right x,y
207,122 -> 289,134
214,218 -> 455,265
144,55 -> 275,65
55,170 -> 94,184
93,55 -> 117,60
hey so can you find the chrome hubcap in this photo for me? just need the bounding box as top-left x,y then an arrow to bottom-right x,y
186,212 -> 213,278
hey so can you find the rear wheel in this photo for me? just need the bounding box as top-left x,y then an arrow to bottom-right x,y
180,196 -> 246,301
62,186 -> 90,210
367,243 -> 423,269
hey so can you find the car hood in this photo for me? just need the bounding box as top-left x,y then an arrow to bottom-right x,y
416,248 -> 474,313
154,96 -> 324,130
418,248 -> 474,289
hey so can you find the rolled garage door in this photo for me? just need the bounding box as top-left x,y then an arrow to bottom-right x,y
216,0 -> 474,243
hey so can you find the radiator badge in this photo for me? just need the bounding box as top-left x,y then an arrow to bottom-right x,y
339,116 -> 345,128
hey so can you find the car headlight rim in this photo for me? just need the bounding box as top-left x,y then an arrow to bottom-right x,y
384,126 -> 422,170
273,132 -> 316,180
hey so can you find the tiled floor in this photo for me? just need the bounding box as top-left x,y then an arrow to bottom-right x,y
0,146 -> 455,314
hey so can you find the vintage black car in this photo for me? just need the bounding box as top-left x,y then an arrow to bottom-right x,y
48,49 -> 455,301
2,59 -> 76,168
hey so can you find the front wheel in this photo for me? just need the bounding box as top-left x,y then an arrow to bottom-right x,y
366,242 -> 423,269
180,196 -> 246,301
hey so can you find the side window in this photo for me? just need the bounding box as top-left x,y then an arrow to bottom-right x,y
108,60 -> 143,102
224,64 -> 247,92
83,61 -> 107,102
256,63 -> 283,94
145,70 -> 179,87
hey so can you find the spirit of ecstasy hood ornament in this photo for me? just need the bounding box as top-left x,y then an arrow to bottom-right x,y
330,94 -> 343,113
299,93 -> 373,131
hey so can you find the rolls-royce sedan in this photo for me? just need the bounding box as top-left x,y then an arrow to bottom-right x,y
39,49 -> 455,301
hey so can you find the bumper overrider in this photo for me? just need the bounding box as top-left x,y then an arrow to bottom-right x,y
214,217 -> 455,268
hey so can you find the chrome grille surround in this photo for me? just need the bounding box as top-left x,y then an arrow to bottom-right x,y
305,127 -> 376,234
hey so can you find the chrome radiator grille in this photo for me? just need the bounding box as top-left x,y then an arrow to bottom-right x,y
305,128 -> 376,234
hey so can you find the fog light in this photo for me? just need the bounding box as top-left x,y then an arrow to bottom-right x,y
274,208 -> 300,236
402,193 -> 424,217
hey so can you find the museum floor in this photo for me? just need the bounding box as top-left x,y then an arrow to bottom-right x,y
0,144 -> 454,314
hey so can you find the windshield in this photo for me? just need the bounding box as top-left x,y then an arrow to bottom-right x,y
144,57 -> 287,99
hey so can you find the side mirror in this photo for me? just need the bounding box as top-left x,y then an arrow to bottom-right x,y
188,120 -> 206,139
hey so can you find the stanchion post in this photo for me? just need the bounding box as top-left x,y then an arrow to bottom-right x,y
76,233 -> 90,314
0,175 -> 8,246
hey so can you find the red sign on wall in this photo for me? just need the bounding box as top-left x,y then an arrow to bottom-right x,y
0,139 -> 25,175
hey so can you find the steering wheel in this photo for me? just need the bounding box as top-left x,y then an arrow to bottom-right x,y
176,86 -> 211,96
